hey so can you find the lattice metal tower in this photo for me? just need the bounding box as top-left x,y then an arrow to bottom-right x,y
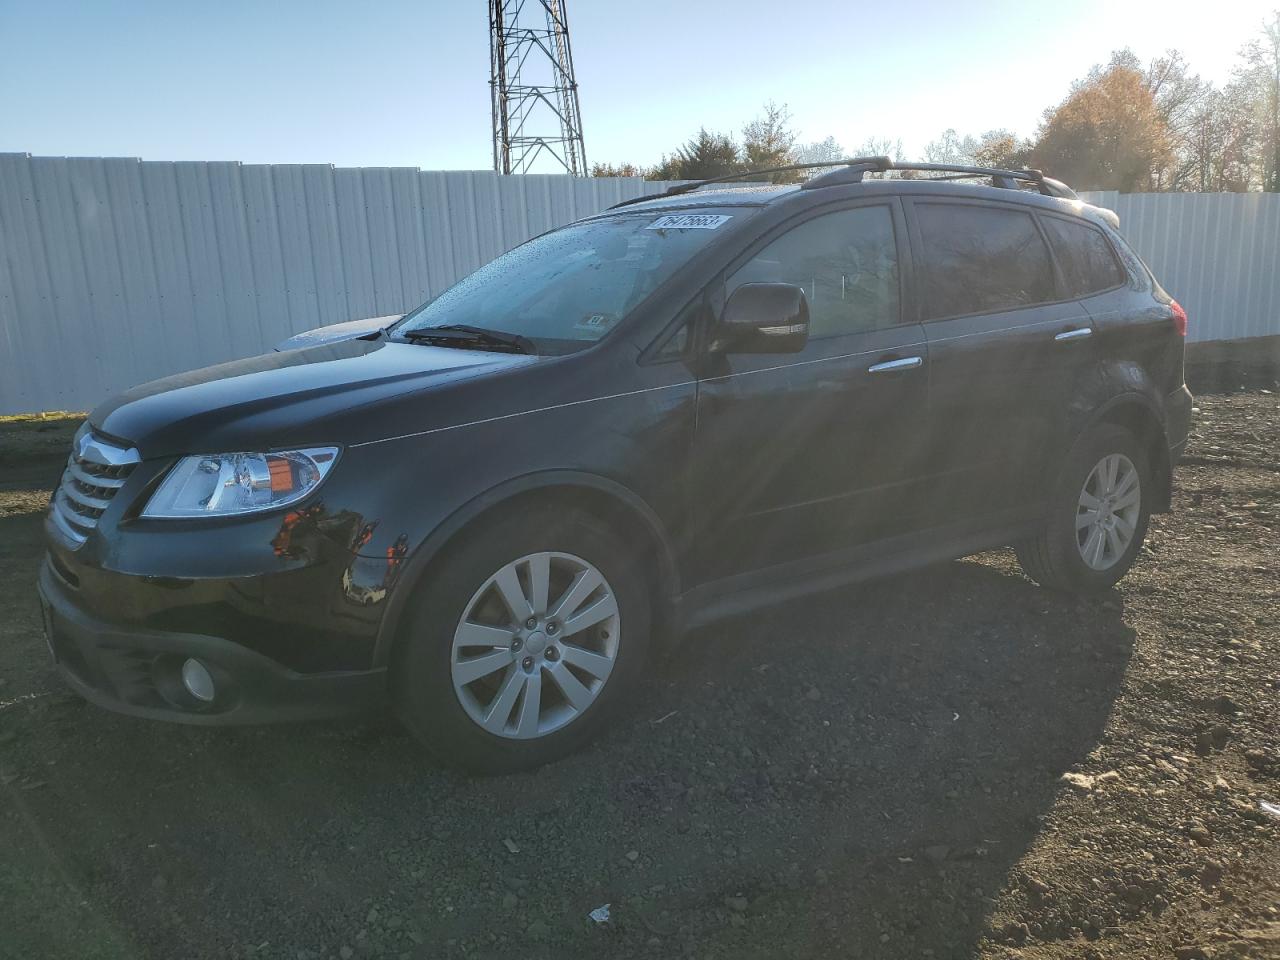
489,0 -> 588,176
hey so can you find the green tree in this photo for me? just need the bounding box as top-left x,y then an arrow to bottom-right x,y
650,128 -> 742,181
741,101 -> 797,180
646,154 -> 682,181
589,162 -> 644,178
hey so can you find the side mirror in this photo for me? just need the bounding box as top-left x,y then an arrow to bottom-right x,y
715,282 -> 809,354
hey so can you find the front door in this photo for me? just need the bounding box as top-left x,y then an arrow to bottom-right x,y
689,200 -> 932,584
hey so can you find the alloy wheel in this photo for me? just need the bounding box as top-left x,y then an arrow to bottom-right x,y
1076,453 -> 1141,571
450,551 -> 620,739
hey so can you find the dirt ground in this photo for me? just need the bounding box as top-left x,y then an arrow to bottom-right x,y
1,393 -> 1277,960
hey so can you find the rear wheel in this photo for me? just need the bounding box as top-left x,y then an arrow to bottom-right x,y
1016,423 -> 1151,594
392,507 -> 651,773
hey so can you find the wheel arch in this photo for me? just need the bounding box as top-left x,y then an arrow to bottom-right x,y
371,470 -> 681,667
1084,393 -> 1174,513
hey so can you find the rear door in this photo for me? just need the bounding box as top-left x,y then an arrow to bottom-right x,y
905,199 -> 1096,525
689,199 -> 932,583
1037,212 -> 1178,383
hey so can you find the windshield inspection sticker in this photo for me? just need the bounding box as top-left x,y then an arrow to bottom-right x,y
574,312 -> 619,335
647,213 -> 732,230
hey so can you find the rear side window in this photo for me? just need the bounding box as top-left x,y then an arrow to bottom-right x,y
915,204 -> 1056,319
1041,216 -> 1126,297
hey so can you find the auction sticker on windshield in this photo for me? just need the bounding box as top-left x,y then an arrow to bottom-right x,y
647,214 -> 732,230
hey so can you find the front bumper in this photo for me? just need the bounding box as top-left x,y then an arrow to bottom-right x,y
37,559 -> 387,725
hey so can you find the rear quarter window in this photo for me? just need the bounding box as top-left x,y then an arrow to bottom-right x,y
1041,215 -> 1126,298
915,203 -> 1056,319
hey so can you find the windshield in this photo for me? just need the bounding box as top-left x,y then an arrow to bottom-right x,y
395,209 -> 751,354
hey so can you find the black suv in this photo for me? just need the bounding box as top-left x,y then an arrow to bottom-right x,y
39,158 -> 1192,772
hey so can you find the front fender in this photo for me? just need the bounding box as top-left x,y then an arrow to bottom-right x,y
364,469 -> 680,667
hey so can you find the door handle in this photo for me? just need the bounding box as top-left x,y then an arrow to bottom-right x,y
1054,327 -> 1093,342
867,356 -> 923,373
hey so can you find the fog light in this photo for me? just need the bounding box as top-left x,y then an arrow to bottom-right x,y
181,658 -> 216,702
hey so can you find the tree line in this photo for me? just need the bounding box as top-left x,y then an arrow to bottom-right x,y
591,12 -> 1280,193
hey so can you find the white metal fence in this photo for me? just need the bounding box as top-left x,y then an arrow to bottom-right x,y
1078,190 -> 1280,346
0,153 -> 678,414
0,153 -> 1277,414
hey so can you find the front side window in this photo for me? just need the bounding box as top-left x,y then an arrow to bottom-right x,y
1041,215 -> 1126,298
727,206 -> 900,339
916,204 -> 1056,319
396,209 -> 753,354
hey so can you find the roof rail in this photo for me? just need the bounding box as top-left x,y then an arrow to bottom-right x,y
605,157 -> 1078,210
607,157 -> 892,209
802,160 -> 1078,199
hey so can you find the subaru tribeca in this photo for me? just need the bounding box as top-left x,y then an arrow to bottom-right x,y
38,158 -> 1193,772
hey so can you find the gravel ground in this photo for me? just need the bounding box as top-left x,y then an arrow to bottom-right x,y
1,393 -> 1277,960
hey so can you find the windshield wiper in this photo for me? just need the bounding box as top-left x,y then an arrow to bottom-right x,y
400,324 -> 537,355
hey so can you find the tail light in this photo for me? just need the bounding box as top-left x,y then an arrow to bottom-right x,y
1170,300 -> 1188,337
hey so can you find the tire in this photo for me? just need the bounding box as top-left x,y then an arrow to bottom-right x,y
1016,423 -> 1152,595
391,506 -> 651,774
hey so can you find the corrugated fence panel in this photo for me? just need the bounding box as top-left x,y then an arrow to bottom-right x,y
357,168 -> 405,321
240,164 -> 293,350
104,157 -> 165,393
1080,190 -> 1280,343
7,157 -> 1275,413
332,168 -> 376,321
138,160 -> 199,379
0,154 -> 673,412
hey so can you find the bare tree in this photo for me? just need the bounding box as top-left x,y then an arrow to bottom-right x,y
924,129 -> 978,164
853,136 -> 905,161
792,136 -> 846,166
1236,11 -> 1280,190
1143,50 -> 1213,189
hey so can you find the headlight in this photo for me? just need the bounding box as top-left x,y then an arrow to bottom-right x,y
142,448 -> 339,518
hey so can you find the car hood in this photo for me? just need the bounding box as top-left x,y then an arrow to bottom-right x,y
91,338 -> 539,458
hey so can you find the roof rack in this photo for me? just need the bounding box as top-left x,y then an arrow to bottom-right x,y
801,160 -> 1078,199
607,156 -> 1077,208
607,157 -> 892,209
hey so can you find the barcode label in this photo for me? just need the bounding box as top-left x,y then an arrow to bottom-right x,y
647,214 -> 732,230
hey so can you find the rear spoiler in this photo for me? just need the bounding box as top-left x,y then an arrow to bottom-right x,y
1086,204 -> 1121,229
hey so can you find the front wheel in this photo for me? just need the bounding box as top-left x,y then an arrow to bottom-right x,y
391,507 -> 651,773
1016,423 -> 1151,594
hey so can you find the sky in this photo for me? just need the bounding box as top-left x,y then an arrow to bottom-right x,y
1,0 -> 1276,172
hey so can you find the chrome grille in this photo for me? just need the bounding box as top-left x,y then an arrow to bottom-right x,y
49,429 -> 140,546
